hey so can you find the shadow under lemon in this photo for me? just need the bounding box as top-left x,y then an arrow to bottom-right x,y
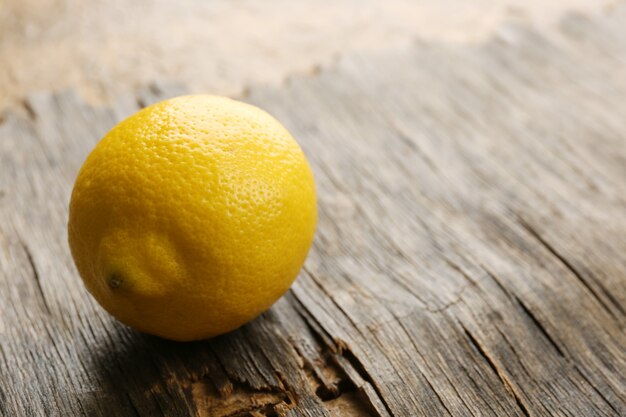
80,296 -> 298,417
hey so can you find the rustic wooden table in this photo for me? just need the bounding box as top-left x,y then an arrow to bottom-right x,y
1,10 -> 625,417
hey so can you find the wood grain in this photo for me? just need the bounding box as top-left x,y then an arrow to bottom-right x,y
1,8 -> 625,417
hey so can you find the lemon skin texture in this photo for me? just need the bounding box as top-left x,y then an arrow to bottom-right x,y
68,95 -> 317,341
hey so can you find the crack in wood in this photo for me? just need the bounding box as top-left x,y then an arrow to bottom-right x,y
491,326 -> 535,383
190,376 -> 294,417
289,292 -> 338,352
479,264 -> 514,299
337,346 -> 395,417
289,297 -> 387,416
293,341 -> 362,407
188,330 -> 306,417
289,291 -> 395,416
513,296 -> 566,358
516,216 -> 623,320
462,327 -> 532,417
288,319 -> 343,397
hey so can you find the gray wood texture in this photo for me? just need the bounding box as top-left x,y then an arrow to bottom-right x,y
1,8 -> 626,417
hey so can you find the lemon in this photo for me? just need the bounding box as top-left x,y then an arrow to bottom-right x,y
68,95 -> 317,341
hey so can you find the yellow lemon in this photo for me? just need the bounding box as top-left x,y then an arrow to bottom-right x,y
68,95 -> 317,341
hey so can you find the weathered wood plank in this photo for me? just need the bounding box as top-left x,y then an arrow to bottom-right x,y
1,6 -> 626,417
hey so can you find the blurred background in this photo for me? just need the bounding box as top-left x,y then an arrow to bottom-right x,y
0,0 -> 617,112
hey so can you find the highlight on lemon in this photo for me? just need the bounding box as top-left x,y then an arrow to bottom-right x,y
68,95 -> 317,341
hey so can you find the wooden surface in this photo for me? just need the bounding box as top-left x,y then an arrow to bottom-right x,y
1,9 -> 626,417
